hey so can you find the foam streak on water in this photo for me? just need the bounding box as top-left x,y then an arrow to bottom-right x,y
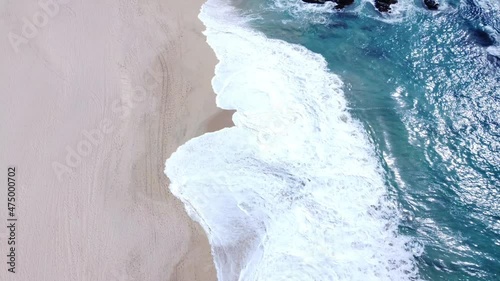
165,0 -> 421,280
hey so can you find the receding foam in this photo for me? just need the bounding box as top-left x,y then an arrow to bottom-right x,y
165,0 -> 422,280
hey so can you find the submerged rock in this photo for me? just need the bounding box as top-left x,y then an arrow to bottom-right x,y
424,0 -> 439,10
327,21 -> 349,29
374,0 -> 398,12
470,28 -> 495,47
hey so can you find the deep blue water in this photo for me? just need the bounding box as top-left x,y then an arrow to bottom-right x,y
235,0 -> 499,279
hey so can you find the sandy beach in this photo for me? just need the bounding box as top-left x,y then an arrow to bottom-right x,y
0,0 -> 230,280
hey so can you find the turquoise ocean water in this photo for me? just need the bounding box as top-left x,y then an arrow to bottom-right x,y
166,0 -> 499,280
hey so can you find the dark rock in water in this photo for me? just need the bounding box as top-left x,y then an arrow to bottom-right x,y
424,0 -> 439,10
470,29 -> 495,47
375,0 -> 397,12
301,0 -> 354,9
334,0 -> 354,9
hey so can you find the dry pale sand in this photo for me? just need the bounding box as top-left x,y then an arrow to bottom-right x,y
0,0 -> 231,280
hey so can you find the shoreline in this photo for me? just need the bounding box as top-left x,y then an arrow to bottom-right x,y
0,0 -> 229,280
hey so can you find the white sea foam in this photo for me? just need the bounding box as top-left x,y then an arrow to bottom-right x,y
271,0 -> 419,24
271,0 -> 336,24
487,45 -> 500,56
165,0 -> 422,280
